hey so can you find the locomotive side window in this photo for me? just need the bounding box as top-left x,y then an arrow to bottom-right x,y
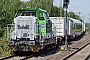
39,13 -> 45,20
40,13 -> 43,17
43,12 -> 49,19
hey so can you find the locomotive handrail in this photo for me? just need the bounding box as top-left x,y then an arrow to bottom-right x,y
7,24 -> 15,41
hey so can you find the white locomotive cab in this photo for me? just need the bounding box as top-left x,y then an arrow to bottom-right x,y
7,16 -> 38,41
14,16 -> 37,40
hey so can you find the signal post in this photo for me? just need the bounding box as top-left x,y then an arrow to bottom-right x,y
63,0 -> 70,50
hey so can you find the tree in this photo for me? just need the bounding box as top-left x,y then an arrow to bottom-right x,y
75,15 -> 79,20
0,0 -> 22,28
0,0 -> 11,28
50,6 -> 64,17
26,0 -> 53,15
68,12 -> 76,19
0,0 -> 82,28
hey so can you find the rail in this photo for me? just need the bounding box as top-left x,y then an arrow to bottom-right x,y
62,41 -> 90,60
85,54 -> 90,60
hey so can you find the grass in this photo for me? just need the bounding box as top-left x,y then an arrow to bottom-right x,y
0,28 -> 13,57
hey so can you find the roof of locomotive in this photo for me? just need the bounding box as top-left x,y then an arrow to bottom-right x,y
15,8 -> 47,17
17,8 -> 47,12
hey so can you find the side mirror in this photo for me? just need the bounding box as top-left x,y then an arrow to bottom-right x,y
39,17 -> 45,20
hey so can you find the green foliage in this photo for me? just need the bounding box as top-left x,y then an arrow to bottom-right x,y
0,29 -> 4,37
0,0 -> 23,28
68,12 -> 82,22
0,0 -> 81,29
25,0 -> 53,16
0,38 -> 12,57
50,6 -> 64,17
88,27 -> 90,33
75,15 -> 79,19
68,12 -> 76,19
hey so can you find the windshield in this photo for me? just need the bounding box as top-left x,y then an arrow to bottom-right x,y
17,25 -> 29,29
16,10 -> 36,17
43,12 -> 49,19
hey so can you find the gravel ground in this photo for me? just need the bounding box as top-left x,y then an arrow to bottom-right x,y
36,33 -> 90,60
67,43 -> 90,60
0,33 -> 90,60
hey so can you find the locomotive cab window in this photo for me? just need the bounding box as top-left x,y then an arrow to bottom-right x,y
17,25 -> 29,29
39,13 -> 44,20
16,10 -> 36,17
43,12 -> 49,19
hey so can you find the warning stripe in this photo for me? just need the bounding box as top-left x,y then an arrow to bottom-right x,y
32,45 -> 40,52
35,46 -> 39,50
33,46 -> 38,52
12,46 -> 16,51
32,46 -> 36,52
10,46 -> 14,50
36,45 -> 40,50
13,48 -> 18,51
11,45 -> 17,51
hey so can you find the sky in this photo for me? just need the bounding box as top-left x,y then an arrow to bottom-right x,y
21,0 -> 90,22
53,0 -> 90,23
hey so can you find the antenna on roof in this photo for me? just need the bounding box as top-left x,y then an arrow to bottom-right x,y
60,0 -> 62,17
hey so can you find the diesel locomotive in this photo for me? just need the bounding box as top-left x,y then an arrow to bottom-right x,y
7,8 -> 57,52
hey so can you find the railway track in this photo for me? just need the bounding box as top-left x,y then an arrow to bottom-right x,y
85,54 -> 90,60
62,41 -> 90,60
0,47 -> 59,60
0,33 -> 89,60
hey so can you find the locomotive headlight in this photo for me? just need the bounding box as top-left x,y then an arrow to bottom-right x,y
23,24 -> 26,27
30,32 -> 32,34
12,33 -> 16,40
13,32 -> 16,35
31,34 -> 33,37
11,31 -> 17,40
31,34 -> 34,38
20,23 -> 26,27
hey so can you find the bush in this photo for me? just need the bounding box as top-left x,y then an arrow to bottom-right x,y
0,29 -> 5,37
0,38 -> 12,57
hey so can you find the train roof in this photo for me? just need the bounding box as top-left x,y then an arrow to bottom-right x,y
70,18 -> 82,24
49,17 -> 82,24
15,8 -> 47,17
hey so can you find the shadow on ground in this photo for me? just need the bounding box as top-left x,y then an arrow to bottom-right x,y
0,47 -> 60,60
